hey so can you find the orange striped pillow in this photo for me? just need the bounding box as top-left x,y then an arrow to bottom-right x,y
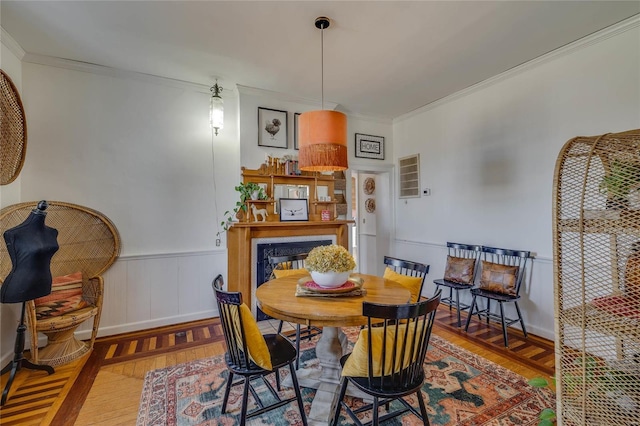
34,272 -> 88,318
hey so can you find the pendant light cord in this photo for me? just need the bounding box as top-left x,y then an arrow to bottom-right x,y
321,22 -> 325,111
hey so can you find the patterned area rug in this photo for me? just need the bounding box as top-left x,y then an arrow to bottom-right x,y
137,330 -> 554,425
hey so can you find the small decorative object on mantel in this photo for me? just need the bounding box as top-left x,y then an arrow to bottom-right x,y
321,210 -> 331,221
220,182 -> 268,234
355,133 -> 385,160
305,244 -> 356,288
258,107 -> 288,149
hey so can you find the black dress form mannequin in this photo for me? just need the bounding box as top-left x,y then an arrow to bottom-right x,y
1,201 -> 59,303
1,200 -> 58,405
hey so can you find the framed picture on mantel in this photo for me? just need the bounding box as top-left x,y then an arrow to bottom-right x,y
258,107 -> 288,149
279,198 -> 309,222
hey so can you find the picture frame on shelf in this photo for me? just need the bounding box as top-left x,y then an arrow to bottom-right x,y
355,133 -> 385,160
279,198 -> 309,222
258,107 -> 288,148
294,112 -> 301,150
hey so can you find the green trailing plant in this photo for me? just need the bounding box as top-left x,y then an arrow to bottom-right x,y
528,376 -> 556,426
219,182 -> 268,234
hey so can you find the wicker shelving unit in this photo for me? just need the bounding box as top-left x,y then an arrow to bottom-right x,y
553,130 -> 640,426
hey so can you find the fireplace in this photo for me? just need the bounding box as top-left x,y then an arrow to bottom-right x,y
226,220 -> 352,313
255,238 -> 332,319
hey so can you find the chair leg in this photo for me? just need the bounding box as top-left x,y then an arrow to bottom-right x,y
288,362 -> 308,426
448,287 -> 453,311
455,289 -> 461,327
240,376 -> 251,425
499,302 -> 508,347
372,396 -> 380,426
275,367 -> 281,391
277,320 -> 284,334
295,325 -> 302,369
464,295 -> 477,331
514,301 -> 528,338
221,371 -> 234,413
486,299 -> 491,324
416,389 -> 430,426
330,378 -> 349,426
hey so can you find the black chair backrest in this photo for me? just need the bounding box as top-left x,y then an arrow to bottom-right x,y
213,286 -> 252,370
268,252 -> 308,279
383,256 -> 429,278
480,246 -> 532,295
361,290 -> 441,390
212,274 -> 225,291
446,242 -> 482,279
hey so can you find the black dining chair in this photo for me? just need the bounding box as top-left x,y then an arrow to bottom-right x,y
268,253 -> 322,369
383,256 -> 430,303
433,242 -> 481,327
464,246 -> 533,347
330,290 -> 441,426
213,284 -> 308,425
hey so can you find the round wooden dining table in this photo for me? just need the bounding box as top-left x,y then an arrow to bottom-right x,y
256,272 -> 411,425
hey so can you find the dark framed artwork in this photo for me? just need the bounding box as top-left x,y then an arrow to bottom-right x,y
355,133 -> 385,160
258,107 -> 288,148
294,112 -> 301,150
279,198 -> 309,222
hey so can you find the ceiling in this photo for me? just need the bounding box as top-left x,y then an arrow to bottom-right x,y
2,1 -> 638,119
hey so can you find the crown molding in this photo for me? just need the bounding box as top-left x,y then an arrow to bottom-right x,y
0,28 -> 26,61
395,14 -> 640,123
20,52 -> 226,94
236,84 -> 338,110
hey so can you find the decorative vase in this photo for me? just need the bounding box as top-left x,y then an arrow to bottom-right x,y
310,270 -> 351,288
251,190 -> 260,200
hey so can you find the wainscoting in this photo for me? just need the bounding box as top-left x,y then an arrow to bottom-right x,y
74,249 -> 227,341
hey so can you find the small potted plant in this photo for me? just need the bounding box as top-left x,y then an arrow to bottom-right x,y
305,244 -> 356,288
599,160 -> 640,210
220,182 -> 267,232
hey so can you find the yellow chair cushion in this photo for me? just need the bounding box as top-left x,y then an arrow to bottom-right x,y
231,303 -> 272,370
383,267 -> 422,303
273,268 -> 307,279
342,320 -> 423,377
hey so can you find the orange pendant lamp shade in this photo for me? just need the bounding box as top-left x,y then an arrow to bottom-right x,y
298,110 -> 348,171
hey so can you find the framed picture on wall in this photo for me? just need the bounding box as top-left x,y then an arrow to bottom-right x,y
355,133 -> 385,160
294,112 -> 301,150
258,107 -> 288,148
279,198 -> 309,222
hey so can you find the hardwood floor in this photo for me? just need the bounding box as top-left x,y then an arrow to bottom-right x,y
0,307 -> 555,425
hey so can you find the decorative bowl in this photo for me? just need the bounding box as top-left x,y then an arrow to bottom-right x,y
310,270 -> 352,288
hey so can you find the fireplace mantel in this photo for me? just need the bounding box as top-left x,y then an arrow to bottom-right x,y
227,220 -> 353,307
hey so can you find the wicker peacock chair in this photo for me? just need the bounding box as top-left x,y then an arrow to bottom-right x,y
553,129 -> 640,425
0,201 -> 120,366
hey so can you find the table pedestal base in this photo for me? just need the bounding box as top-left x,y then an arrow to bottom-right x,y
284,326 -> 369,425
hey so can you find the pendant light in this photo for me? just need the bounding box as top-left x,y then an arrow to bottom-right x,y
209,81 -> 223,136
298,17 -> 348,172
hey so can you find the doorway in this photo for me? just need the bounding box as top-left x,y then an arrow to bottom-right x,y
349,166 -> 393,276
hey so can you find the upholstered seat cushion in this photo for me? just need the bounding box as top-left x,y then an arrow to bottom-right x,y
383,267 -> 422,303
231,303 -> 272,370
478,261 -> 519,295
443,255 -> 475,285
35,305 -> 98,331
342,319 -> 423,377
273,268 -> 307,279
34,272 -> 89,318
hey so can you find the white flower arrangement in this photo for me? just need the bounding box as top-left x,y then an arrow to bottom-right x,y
306,244 -> 356,273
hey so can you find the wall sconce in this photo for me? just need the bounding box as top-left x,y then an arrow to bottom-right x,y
209,81 -> 223,136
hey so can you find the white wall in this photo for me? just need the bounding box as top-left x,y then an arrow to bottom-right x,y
392,24 -> 640,339
0,34 -> 25,365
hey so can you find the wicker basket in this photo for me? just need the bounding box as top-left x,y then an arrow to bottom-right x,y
553,129 -> 640,425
